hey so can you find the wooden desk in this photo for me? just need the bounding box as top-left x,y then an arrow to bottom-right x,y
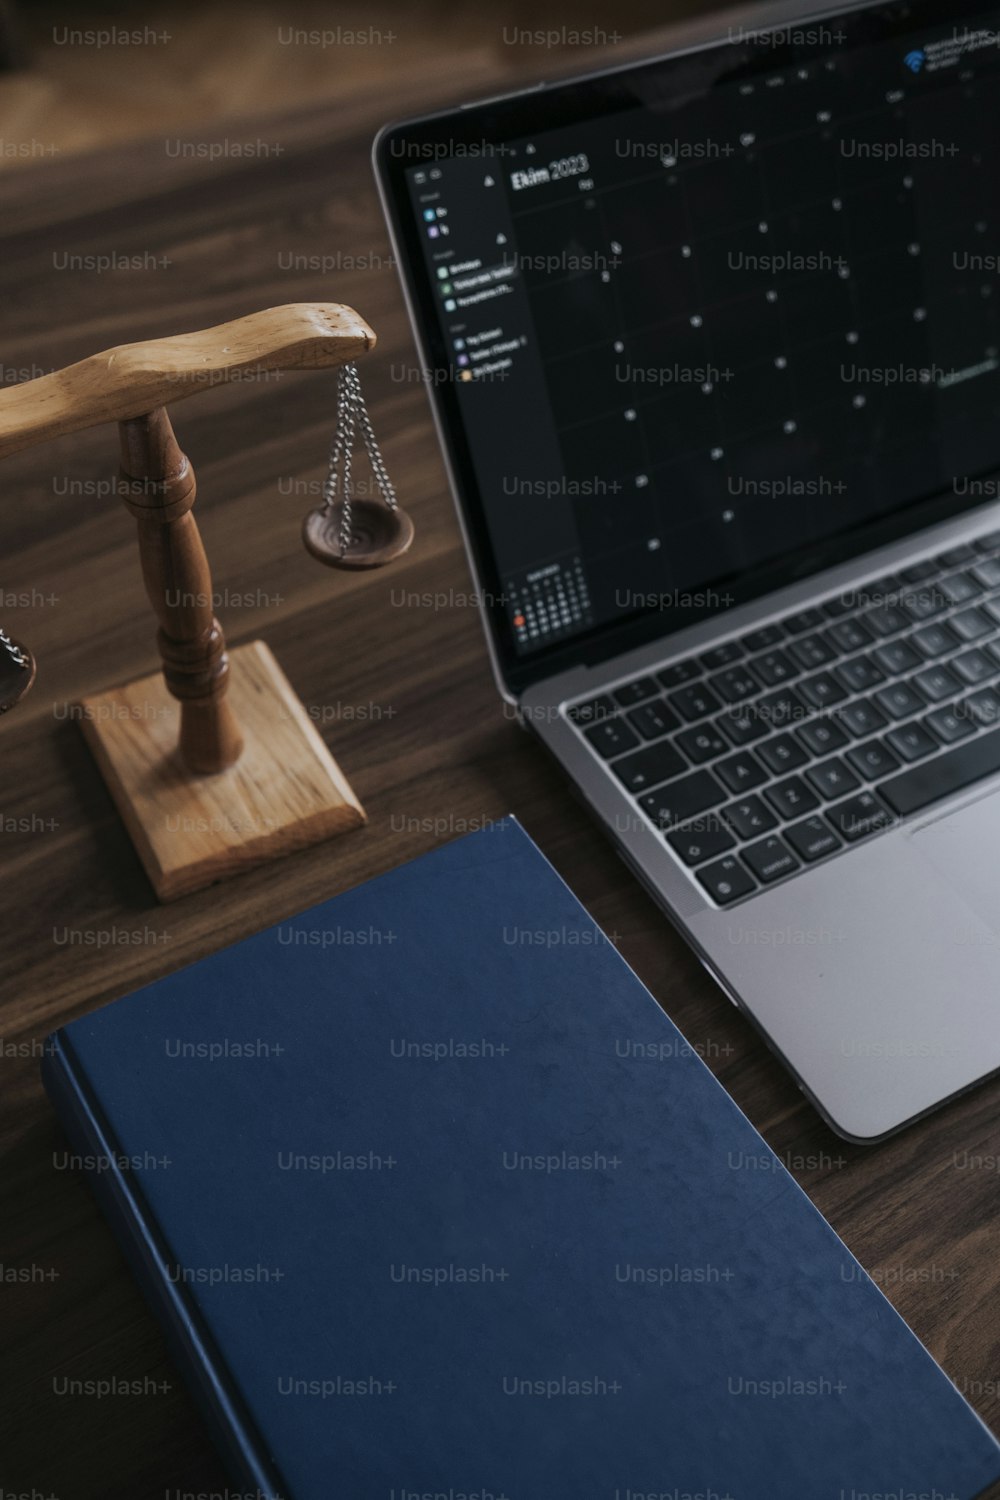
2,53 -> 1000,1500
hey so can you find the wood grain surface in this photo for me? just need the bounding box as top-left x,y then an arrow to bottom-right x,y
0,302 -> 375,458
78,638 -> 366,900
2,36 -> 1000,1500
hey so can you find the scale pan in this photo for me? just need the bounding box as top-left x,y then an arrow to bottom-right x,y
0,637 -> 36,714
302,500 -> 415,570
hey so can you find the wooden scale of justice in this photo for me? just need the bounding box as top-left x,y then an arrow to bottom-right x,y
0,304 -> 414,900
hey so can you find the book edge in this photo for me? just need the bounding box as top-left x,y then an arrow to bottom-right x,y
41,1028 -> 292,1500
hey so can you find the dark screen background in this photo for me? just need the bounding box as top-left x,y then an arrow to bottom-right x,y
406,8 -> 1000,656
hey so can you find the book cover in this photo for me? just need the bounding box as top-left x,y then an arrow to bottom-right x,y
43,817 -> 1000,1499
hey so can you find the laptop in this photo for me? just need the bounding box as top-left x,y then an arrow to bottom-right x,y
375,0 -> 1000,1143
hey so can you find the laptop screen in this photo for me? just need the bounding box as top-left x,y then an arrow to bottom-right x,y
380,1 -> 1000,689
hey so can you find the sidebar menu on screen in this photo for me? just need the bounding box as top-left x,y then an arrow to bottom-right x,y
407,153 -> 598,652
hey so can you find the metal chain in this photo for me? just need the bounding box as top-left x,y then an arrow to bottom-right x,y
0,629 -> 29,669
320,380 -> 349,503
321,362 -> 398,555
321,363 -> 356,550
349,365 -> 399,513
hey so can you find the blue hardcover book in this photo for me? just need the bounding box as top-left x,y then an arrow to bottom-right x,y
43,818 -> 1000,1499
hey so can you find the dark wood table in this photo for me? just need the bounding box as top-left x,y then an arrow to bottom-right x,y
2,37 -> 1000,1500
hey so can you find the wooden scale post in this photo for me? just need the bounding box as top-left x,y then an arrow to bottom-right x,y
0,304 -> 413,900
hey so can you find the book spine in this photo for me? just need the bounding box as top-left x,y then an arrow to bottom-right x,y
41,1030 -> 290,1500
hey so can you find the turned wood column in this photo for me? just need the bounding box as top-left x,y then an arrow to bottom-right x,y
118,407 -> 243,774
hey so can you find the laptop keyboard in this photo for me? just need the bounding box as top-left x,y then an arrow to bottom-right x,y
565,529 -> 1000,905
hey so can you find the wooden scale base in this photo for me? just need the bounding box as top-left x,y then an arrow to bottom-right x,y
79,640 -> 364,901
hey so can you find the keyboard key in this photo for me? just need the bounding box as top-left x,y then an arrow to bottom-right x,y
784,607 -> 826,634
964,687 -> 1000,727
710,665 -> 761,703
669,683 -> 722,723
723,795 -> 778,840
613,677 -> 660,707
667,814 -> 735,867
742,835 -> 800,884
763,776 -> 820,820
799,672 -> 847,709
640,771 -> 725,830
568,695 -> 616,727
846,739 -> 901,780
826,790 -> 895,841
700,641 -> 744,670
806,757 -> 860,800
939,571 -> 980,604
612,740 -> 687,792
924,704 -> 975,744
987,637 -> 1000,664
658,660 -> 700,689
984,598 -> 1000,628
913,664 -> 960,702
834,654 -> 884,693
696,855 -> 757,905
822,594 -> 855,619
938,543 -> 977,567
757,733 -> 808,774
879,727 -> 1000,816
974,530 -> 1000,552
885,723 -> 939,763
752,649 -> 798,687
872,639 -> 921,674
875,681 -> 927,720
911,622 -> 960,658
797,716 -> 849,755
867,573 -> 904,603
786,815 -> 843,862
971,556 -> 1000,589
716,751 -> 767,794
837,697 -> 888,738
757,687 -> 808,730
952,649 -> 994,686
899,558 -> 940,583
865,603 -> 911,638
902,586 -> 949,622
788,633 -> 835,670
676,724 -> 728,765
718,705 -> 770,745
585,719 -> 639,759
950,607 -> 993,643
743,624 -> 785,651
627,698 -> 681,741
826,618 -> 874,653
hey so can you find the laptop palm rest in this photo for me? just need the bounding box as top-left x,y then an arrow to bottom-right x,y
688,809 -> 1000,1138
908,786 -> 1000,939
